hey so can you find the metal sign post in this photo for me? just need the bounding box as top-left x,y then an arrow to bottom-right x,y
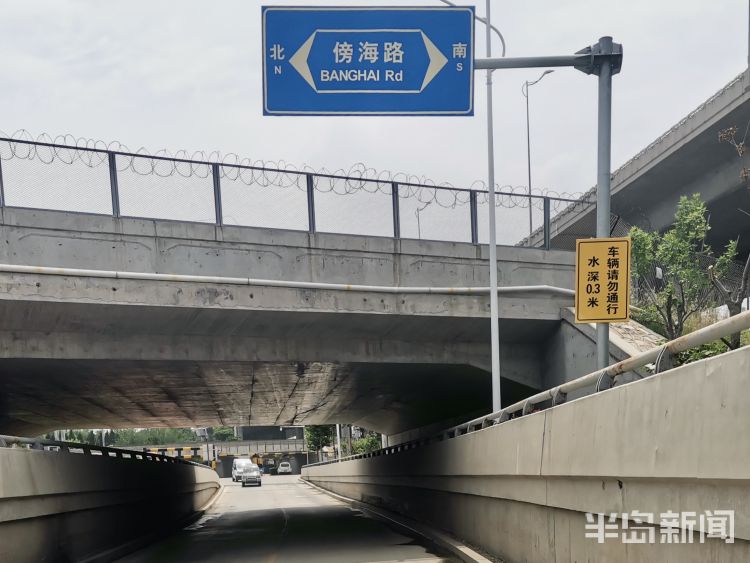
476,37 -> 623,376
595,38 -> 616,370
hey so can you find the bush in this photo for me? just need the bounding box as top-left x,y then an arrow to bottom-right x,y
352,434 -> 382,455
676,340 -> 729,366
632,304 -> 668,338
211,426 -> 235,442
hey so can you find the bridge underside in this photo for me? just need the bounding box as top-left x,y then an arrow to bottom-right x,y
0,359 -> 509,438
0,277 -> 565,436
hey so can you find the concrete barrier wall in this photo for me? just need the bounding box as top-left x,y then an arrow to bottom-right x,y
0,207 -> 574,288
0,447 -> 220,562
304,346 -> 750,563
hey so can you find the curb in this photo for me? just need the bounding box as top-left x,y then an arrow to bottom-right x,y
199,482 -> 225,512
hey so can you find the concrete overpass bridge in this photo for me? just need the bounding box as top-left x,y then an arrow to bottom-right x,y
528,70 -> 750,255
0,135 -> 603,438
0,205 -> 582,437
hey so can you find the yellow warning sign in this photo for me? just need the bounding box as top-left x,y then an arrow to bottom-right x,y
575,237 -> 630,323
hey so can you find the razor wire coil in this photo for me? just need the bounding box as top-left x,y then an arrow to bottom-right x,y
0,130 -> 583,214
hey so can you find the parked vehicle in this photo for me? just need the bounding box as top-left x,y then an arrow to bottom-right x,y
232,458 -> 255,482
277,461 -> 292,474
241,463 -> 262,487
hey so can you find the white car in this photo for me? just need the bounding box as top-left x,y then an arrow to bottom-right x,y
277,461 -> 292,474
240,463 -> 262,487
232,458 -> 256,482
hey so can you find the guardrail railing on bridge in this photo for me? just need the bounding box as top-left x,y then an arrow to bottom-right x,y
0,434 -> 207,467
304,308 -> 750,468
0,136 -> 582,248
138,438 -> 308,458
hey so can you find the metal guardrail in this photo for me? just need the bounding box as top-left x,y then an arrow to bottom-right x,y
0,136 -> 580,248
208,439 -> 306,455
304,308 -> 750,468
139,439 -> 306,452
0,434 -> 207,467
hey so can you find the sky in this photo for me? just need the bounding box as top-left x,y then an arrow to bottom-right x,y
0,0 -> 747,200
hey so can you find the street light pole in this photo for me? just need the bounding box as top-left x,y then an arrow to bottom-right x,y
484,0 -> 501,413
441,0 -> 506,416
522,70 -> 554,240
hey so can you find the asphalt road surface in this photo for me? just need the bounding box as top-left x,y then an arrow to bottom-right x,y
118,475 -> 459,563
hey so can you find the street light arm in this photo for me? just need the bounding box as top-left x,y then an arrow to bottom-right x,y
523,69 -> 554,96
528,69 -> 554,87
438,0 -> 506,57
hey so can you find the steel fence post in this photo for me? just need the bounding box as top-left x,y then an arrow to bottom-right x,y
306,174 -> 316,233
470,190 -> 478,244
0,155 -> 5,209
391,182 -> 400,239
108,152 -> 120,218
212,163 -> 223,226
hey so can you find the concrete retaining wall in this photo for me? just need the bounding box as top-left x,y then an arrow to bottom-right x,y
0,447 -> 220,562
303,346 -> 750,562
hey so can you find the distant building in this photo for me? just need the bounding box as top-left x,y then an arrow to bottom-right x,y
238,425 -> 304,441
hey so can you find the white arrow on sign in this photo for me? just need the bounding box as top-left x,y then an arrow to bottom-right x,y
289,29 -> 448,94
419,32 -> 448,92
289,32 -> 318,91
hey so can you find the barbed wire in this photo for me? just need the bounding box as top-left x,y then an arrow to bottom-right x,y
0,130 -> 583,213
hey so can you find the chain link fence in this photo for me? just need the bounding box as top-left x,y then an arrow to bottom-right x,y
0,135 -> 581,248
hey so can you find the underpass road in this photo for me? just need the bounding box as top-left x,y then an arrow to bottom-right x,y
118,476 -> 459,563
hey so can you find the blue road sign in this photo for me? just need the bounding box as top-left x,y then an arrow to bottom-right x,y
262,6 -> 474,116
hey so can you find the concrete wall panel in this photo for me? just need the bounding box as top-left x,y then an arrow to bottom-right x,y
304,347 -> 750,562
0,447 -> 220,562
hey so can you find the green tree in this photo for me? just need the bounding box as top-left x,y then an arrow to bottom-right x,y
211,426 -> 235,442
110,427 -> 198,447
112,429 -> 138,446
66,430 -> 83,443
352,434 -> 382,455
630,194 -> 734,340
304,425 -> 335,452
709,239 -> 750,349
65,430 -> 96,444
